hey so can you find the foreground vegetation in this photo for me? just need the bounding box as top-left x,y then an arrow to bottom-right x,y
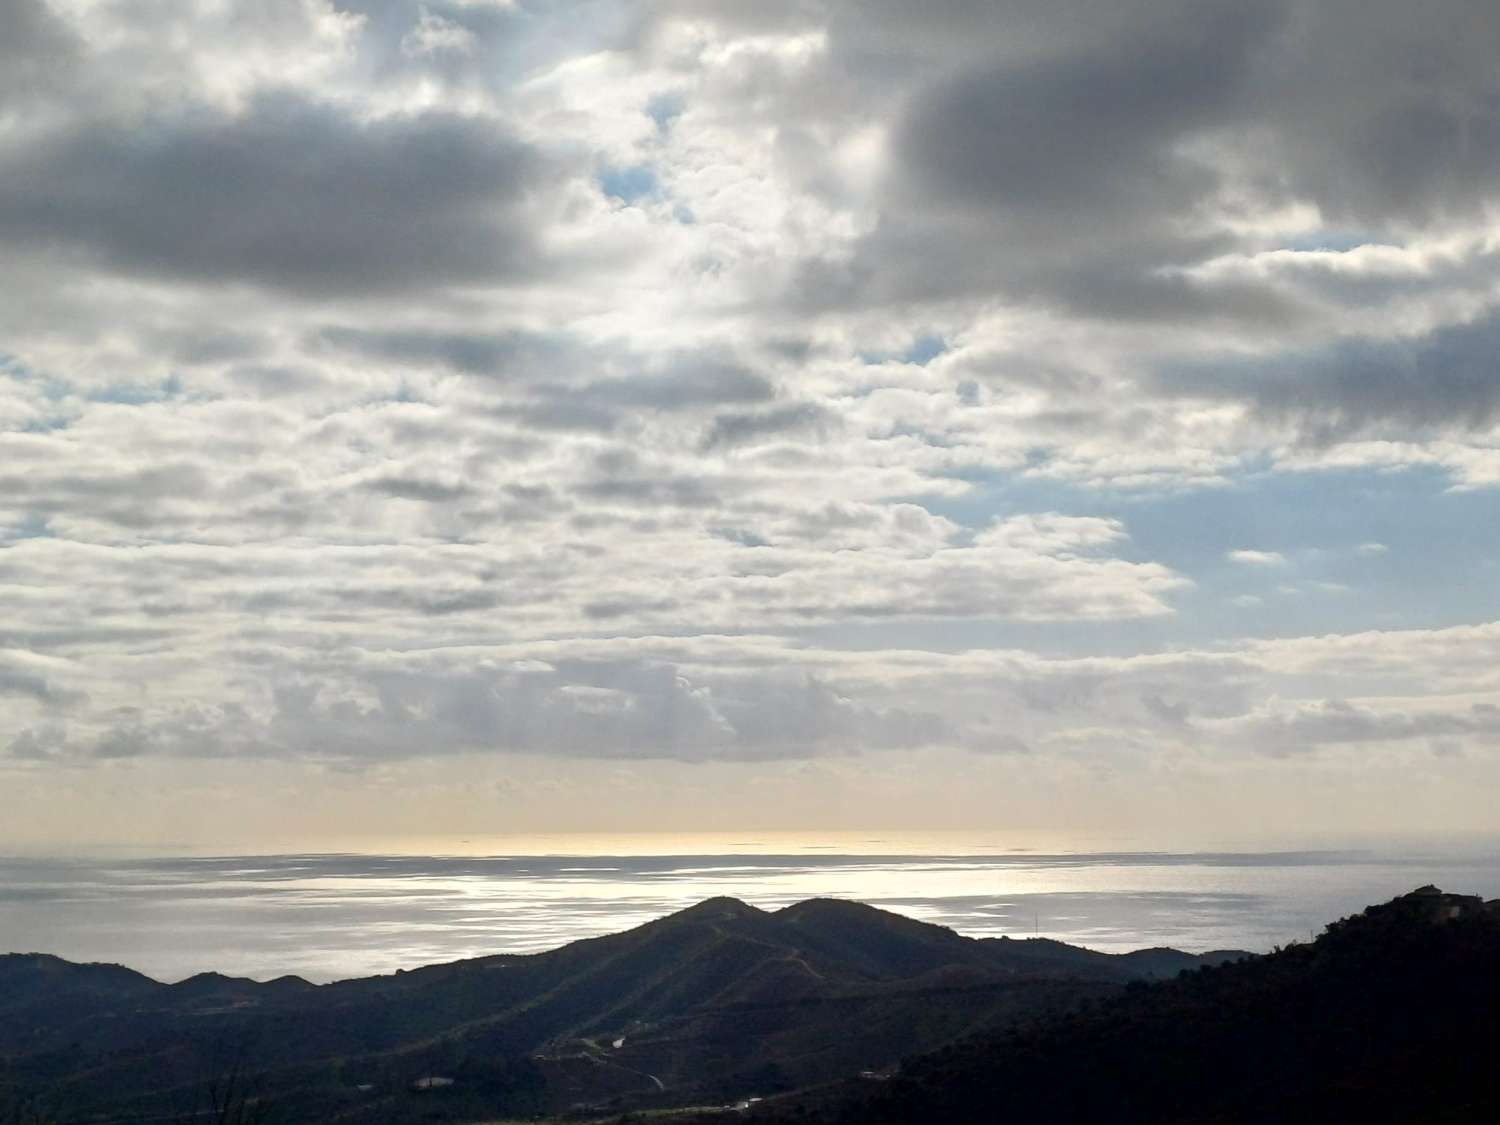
735,887 -> 1500,1125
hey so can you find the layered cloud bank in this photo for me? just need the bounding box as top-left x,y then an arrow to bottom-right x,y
2,0 -> 1499,842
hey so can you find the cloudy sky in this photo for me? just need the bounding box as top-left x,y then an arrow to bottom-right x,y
3,0 -> 1499,850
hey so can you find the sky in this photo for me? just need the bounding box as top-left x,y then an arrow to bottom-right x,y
2,0 -> 1499,851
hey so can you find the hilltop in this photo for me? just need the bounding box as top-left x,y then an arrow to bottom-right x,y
0,896 -> 1239,1123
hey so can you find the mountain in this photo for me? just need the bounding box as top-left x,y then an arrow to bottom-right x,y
765,887 -> 1500,1125
0,897 -> 1240,1123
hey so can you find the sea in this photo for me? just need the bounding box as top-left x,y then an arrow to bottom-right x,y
2,831 -> 1497,983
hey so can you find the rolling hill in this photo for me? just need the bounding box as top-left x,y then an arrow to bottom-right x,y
0,896 -> 1242,1123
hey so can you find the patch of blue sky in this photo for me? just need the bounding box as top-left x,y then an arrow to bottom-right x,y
373,0 -> 635,90
859,334 -> 947,367
713,526 -> 770,548
599,163 -> 659,204
902,334 -> 947,365
21,414 -> 71,433
87,374 -> 183,405
386,382 -> 424,405
646,91 -> 686,132
822,464 -> 1500,655
1,513 -> 52,543
1,355 -> 71,402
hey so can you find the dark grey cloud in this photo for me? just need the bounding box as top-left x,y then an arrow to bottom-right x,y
0,0 -> 78,106
579,358 -> 774,410
512,398 -> 622,433
0,1 -> 76,108
1246,699 -> 1500,752
91,723 -> 153,760
578,471 -> 726,509
1159,312 -> 1500,442
225,364 -> 333,398
359,475 -> 477,503
498,355 -> 777,434
678,0 -> 1298,274
583,597 -> 682,621
824,0 -> 1249,66
852,0 -> 1500,242
1253,0 -> 1500,228
317,327 -> 570,376
892,5 -> 1266,220
758,0 -> 1500,339
0,665 -> 68,705
0,94 -> 557,295
153,328 -> 270,367
6,724 -> 67,761
785,3 -> 1283,320
701,402 -> 834,450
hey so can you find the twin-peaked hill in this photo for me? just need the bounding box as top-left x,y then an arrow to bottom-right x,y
0,896 -> 1243,1123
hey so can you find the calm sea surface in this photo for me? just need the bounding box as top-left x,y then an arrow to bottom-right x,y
3,833 -> 1497,982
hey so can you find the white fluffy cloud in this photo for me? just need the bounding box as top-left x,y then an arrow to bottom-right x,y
1228,550 -> 1287,567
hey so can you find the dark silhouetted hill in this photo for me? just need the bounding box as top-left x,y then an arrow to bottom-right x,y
783,887 -> 1500,1125
0,897 -> 1238,1122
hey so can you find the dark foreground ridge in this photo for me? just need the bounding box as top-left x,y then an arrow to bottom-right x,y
0,896 -> 1241,1123
741,886 -> 1500,1125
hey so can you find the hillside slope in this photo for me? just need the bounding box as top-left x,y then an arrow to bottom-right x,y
0,897 -> 1239,1122
792,887 -> 1500,1125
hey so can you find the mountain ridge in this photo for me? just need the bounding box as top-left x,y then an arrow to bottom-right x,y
0,894 -> 1241,990
0,895 -> 1245,1122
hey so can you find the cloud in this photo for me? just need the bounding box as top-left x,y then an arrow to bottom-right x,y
359,475 -> 477,503
1,649 -> 954,765
401,7 -> 479,57
8,618 -> 1498,767
316,327 -> 571,377
578,357 -> 774,410
891,6 -> 1263,221
2,0 -> 1500,845
0,94 -> 559,295
0,0 -> 79,108
1158,311 -> 1500,445
700,401 -> 834,450
1224,698 -> 1500,753
0,663 -> 67,705
1227,550 -> 1287,566
644,0 -> 1500,487
1252,0 -> 1500,228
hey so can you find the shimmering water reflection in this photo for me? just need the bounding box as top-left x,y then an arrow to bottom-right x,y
1,837 -> 1496,982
